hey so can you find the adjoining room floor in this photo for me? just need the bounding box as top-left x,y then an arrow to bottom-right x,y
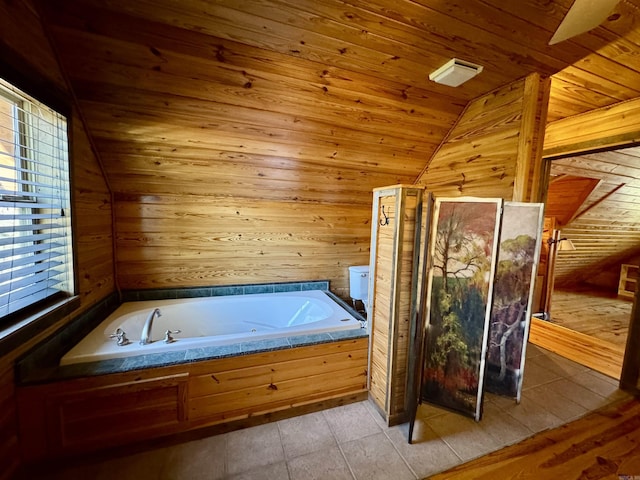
550,286 -> 632,347
36,344 -> 630,480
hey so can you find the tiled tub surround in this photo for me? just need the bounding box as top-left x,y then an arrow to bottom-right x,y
23,344 -> 632,480
61,290 -> 363,366
18,280 -> 366,382
15,281 -> 369,462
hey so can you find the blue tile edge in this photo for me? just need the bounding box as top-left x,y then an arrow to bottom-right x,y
16,293 -> 121,384
120,280 -> 331,302
23,328 -> 368,382
16,281 -> 367,385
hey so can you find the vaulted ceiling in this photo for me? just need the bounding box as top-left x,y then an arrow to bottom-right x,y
35,0 -> 640,200
33,0 -> 640,284
549,146 -> 640,285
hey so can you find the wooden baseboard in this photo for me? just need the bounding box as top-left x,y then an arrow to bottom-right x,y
529,318 -> 624,379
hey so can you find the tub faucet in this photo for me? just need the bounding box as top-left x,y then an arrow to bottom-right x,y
140,308 -> 162,345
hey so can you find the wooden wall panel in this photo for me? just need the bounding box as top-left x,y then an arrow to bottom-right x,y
0,2 -> 115,478
550,181 -> 640,288
38,0 -> 466,293
115,195 -> 370,295
368,186 -> 425,425
0,0 -> 67,91
545,97 -> 640,157
415,74 -> 549,202
546,146 -> 640,288
0,364 -> 20,480
369,195 -> 395,411
72,113 -> 116,306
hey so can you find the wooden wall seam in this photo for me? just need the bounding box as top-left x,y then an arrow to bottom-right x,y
34,0 -> 121,301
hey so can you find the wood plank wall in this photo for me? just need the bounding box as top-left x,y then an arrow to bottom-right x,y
0,2 -> 114,479
114,196 -> 371,293
545,96 -> 640,157
368,188 -> 420,424
38,0 -> 466,297
544,99 -> 640,288
549,179 -> 640,288
414,74 -> 549,202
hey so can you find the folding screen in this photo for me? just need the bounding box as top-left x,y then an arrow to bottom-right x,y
367,185 -> 431,426
484,202 -> 544,402
421,198 -> 502,421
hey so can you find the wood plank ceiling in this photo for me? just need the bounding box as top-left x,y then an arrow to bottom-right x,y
549,147 -> 640,286
34,0 -> 640,287
38,0 -> 640,202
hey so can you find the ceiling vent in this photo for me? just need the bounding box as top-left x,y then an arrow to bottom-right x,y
429,58 -> 483,87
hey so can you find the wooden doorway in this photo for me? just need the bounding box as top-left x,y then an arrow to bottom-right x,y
530,114 -> 640,383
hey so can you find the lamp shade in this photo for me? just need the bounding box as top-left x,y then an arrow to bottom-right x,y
557,238 -> 576,251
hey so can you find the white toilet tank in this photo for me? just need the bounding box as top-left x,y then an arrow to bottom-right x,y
348,265 -> 369,301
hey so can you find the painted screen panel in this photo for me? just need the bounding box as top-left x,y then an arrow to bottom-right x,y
421,198 -> 502,421
485,202 -> 544,400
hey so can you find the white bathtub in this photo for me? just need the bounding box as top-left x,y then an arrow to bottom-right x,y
60,290 -> 363,366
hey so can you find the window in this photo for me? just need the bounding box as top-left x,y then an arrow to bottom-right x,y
0,78 -> 73,319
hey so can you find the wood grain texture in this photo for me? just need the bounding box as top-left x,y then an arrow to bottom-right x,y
416,75 -> 549,202
0,3 -> 115,479
0,364 -> 20,480
0,0 -> 68,91
550,287 -> 631,347
368,186 -> 424,425
428,397 -> 640,480
548,175 -> 640,288
544,105 -> 640,289
17,338 -> 368,460
529,318 -> 623,379
35,0 -> 640,295
545,97 -> 640,157
114,194 -> 370,293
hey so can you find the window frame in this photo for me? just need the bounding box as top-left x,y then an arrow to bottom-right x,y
0,58 -> 79,351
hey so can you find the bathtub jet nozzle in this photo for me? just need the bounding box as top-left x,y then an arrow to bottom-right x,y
140,307 -> 162,345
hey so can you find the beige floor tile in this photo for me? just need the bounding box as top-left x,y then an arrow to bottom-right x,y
160,433 -> 226,479
415,401 -> 450,420
480,402 -> 534,447
521,358 -> 563,389
362,398 -> 391,430
524,344 -> 544,359
323,401 -> 381,444
278,411 -> 336,460
571,370 -> 629,400
341,432 -> 415,480
225,423 -> 285,476
386,420 -> 461,478
425,411 -> 504,462
503,396 -> 564,432
544,378 -> 610,411
525,383 -> 589,422
287,445 -> 353,480
224,461 -> 289,480
532,351 -> 591,378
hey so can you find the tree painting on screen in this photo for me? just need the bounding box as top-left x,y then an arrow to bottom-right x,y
485,202 -> 544,399
422,198 -> 501,420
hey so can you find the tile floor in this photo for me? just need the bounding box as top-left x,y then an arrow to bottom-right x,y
44,344 -> 631,480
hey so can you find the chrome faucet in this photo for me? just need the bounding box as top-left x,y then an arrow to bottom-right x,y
140,308 -> 162,345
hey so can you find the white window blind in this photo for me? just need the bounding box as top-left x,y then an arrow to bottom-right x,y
0,78 -> 73,319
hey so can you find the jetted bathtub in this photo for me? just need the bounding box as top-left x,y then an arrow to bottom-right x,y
60,290 -> 363,365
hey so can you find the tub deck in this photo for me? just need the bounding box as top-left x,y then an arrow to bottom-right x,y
17,336 -> 369,461
15,284 -> 369,462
